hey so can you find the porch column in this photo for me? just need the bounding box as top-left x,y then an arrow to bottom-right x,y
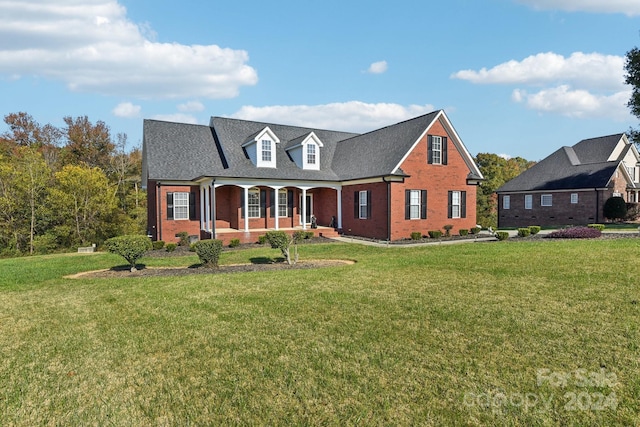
211,183 -> 217,237
244,187 -> 249,232
273,187 -> 281,230
205,183 -> 211,232
200,185 -> 205,231
301,188 -> 307,230
337,187 -> 343,229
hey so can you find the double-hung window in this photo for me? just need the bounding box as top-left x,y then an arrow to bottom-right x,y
448,190 -> 466,218
355,190 -> 371,219
278,189 -> 288,217
307,143 -> 316,165
431,136 -> 442,165
261,140 -> 272,162
247,189 -> 260,218
405,189 -> 427,219
524,194 -> 532,209
173,192 -> 189,220
503,195 -> 511,210
541,194 -> 553,207
570,193 -> 578,204
359,191 -> 368,219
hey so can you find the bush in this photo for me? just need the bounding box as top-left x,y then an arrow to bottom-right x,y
443,224 -> 454,237
152,240 -> 165,250
546,227 -> 602,239
517,228 -> 531,238
625,203 -> 640,221
265,231 -> 303,265
428,230 -> 443,239
192,239 -> 224,268
495,231 -> 510,241
176,231 -> 189,246
32,233 -> 58,255
587,223 -> 605,231
470,227 -> 481,235
528,226 -> 541,235
104,235 -> 152,272
258,235 -> 267,245
459,229 -> 469,236
166,243 -> 177,252
229,238 -> 240,248
410,231 -> 422,240
603,196 -> 627,221
305,231 -> 315,239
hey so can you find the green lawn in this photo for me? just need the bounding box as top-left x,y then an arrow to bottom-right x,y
1,240 -> 638,426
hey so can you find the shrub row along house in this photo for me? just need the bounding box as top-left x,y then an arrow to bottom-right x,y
496,133 -> 640,228
142,110 -> 484,244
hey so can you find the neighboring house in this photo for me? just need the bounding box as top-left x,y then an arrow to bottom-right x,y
496,133 -> 640,228
142,110 -> 484,244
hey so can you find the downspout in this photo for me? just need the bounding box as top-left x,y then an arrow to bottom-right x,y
157,182 -> 162,242
382,176 -> 391,241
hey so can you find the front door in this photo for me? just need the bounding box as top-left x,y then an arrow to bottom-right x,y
299,193 -> 313,224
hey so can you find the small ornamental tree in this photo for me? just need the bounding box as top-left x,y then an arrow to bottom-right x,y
105,235 -> 152,272
603,196 -> 627,221
192,239 -> 223,268
265,230 -> 303,265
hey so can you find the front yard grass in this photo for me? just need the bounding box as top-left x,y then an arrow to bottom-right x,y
0,239 -> 638,425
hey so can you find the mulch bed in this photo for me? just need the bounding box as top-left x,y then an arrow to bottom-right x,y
67,259 -> 354,279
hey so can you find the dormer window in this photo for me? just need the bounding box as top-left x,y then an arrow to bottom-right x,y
286,132 -> 323,170
307,143 -> 316,165
242,126 -> 279,168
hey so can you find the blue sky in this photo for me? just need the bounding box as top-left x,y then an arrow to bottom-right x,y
1,0 -> 639,160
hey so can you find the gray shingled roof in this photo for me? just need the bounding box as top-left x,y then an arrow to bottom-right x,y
143,110 -> 478,183
497,134 -> 626,192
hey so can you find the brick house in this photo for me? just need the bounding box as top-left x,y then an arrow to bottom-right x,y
142,110 -> 484,244
496,133 -> 640,228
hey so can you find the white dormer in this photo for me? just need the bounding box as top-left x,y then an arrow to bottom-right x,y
286,132 -> 324,170
242,126 -> 280,168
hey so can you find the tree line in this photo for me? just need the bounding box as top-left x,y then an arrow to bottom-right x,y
0,112 -> 145,256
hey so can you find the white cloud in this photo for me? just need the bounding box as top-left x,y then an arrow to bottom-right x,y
367,60 -> 388,74
178,101 -> 205,112
0,0 -> 258,99
151,113 -> 199,124
452,52 -> 625,90
112,101 -> 141,118
516,0 -> 640,16
512,85 -> 632,120
230,101 -> 436,133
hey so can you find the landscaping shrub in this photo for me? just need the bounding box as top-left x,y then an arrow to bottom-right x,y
603,196 -> 627,221
459,229 -> 469,236
265,231 -> 302,265
305,231 -> 315,239
517,228 -> 531,238
546,227 -> 602,239
229,238 -> 240,248
104,235 -> 152,272
410,231 -> 422,240
176,231 -> 189,246
443,224 -> 453,237
152,240 -> 165,250
528,226 -> 541,235
625,203 -> 640,221
470,227 -> 481,235
258,235 -> 267,244
165,243 -> 177,252
587,223 -> 605,231
495,231 -> 510,241
428,230 -> 442,239
192,239 -> 224,268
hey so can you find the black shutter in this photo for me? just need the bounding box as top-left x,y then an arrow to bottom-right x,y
442,137 -> 448,165
240,190 -> 245,219
461,191 -> 466,218
189,192 -> 196,220
421,190 -> 427,219
366,190 -> 372,219
270,189 -> 275,218
354,191 -> 359,218
260,189 -> 266,218
427,135 -> 433,164
287,190 -> 293,217
447,191 -> 453,219
167,192 -> 174,220
405,190 -> 411,219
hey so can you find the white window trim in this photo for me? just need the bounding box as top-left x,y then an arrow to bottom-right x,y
503,195 -> 510,210
306,143 -> 316,166
409,190 -> 421,219
570,193 -> 578,204
524,194 -> 532,210
541,194 -> 553,207
173,192 -> 189,220
451,191 -> 461,218
359,190 -> 368,219
247,188 -> 260,218
278,189 -> 288,217
261,139 -> 272,163
432,135 -> 442,165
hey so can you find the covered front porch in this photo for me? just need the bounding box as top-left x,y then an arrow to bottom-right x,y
195,177 -> 343,245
